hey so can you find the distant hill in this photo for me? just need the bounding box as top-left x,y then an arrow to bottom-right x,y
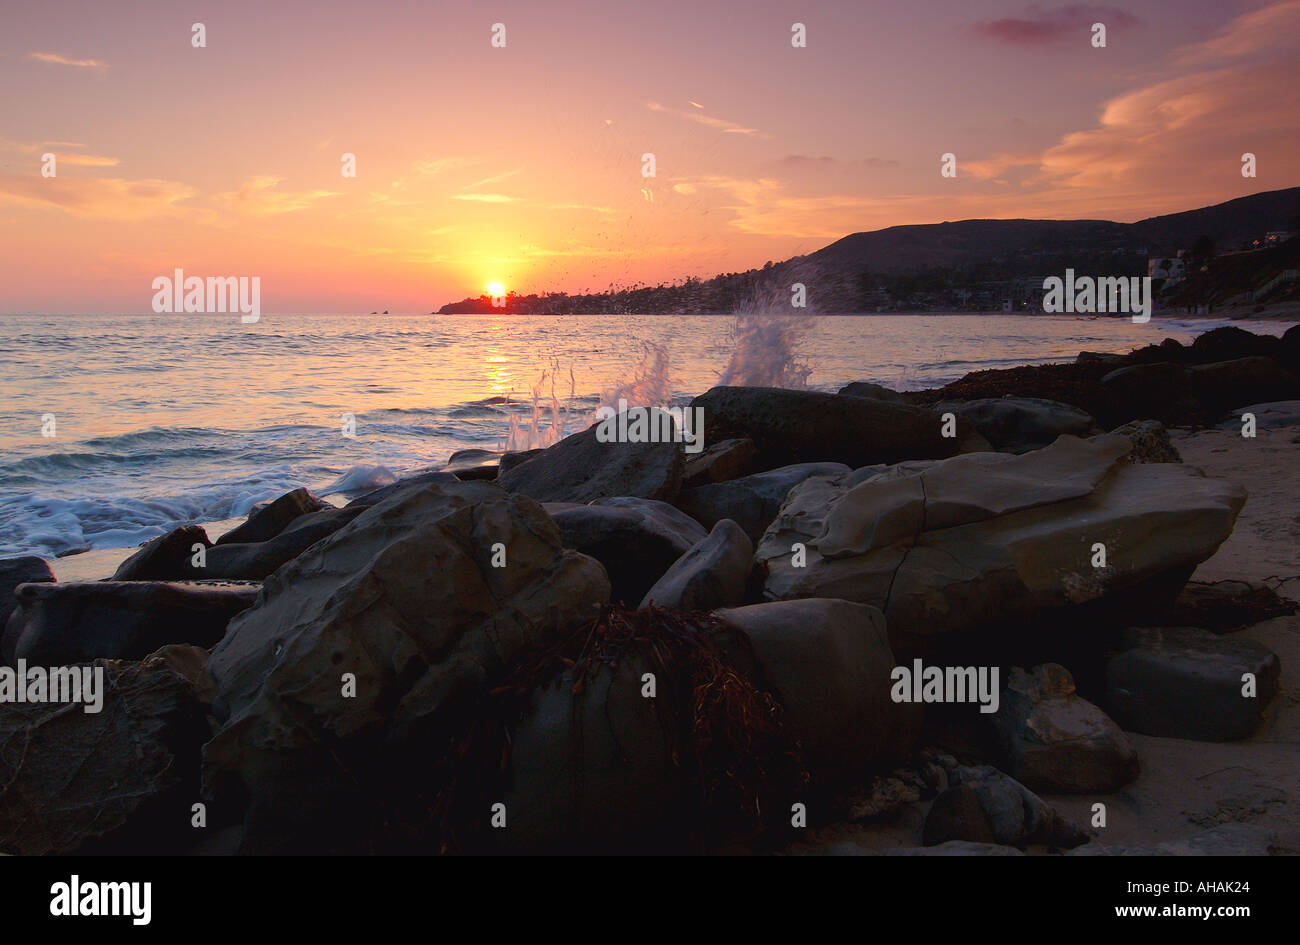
435,187 -> 1300,315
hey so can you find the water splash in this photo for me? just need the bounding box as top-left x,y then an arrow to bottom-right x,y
717,275 -> 812,389
502,362 -> 575,451
597,342 -> 672,411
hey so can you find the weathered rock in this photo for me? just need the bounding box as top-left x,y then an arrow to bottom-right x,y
922,765 -> 1087,849
444,448 -> 501,481
1189,325 -> 1282,364
682,437 -> 757,487
838,381 -> 907,403
640,519 -> 753,611
1189,357 -> 1300,414
497,420 -> 684,504
1104,419 -> 1181,463
759,435 -> 1244,648
677,462 -> 850,543
1217,400 -> 1300,430
1100,361 -> 1198,419
217,487 -> 328,545
347,469 -> 459,508
7,581 -> 259,665
111,525 -> 212,581
1157,580 -> 1296,632
145,643 -> 218,708
715,599 -> 920,779
691,385 -> 987,471
933,397 -> 1095,453
990,663 -> 1138,793
201,506 -> 365,579
498,448 -> 543,476
0,556 -> 54,665
1067,823 -> 1286,856
493,653 -> 685,854
202,479 -> 610,853
1104,626 -> 1280,741
548,498 -> 706,605
0,658 -> 208,855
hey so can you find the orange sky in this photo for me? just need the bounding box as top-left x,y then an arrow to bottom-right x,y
1,0 -> 1297,312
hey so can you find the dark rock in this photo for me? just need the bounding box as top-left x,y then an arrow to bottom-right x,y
1189,326 -> 1280,364
111,525 -> 212,581
682,437 -> 757,487
640,519 -> 753,611
933,396 -> 1095,453
548,498 -> 706,605
1104,626 -> 1281,740
691,385 -> 987,471
922,765 -> 1087,849
838,381 -> 907,403
497,421 -> 684,504
444,449 -> 501,481
217,488 -> 328,546
0,556 -> 55,665
1100,362 -> 1197,422
347,469 -> 459,508
201,506 -> 365,579
8,581 -> 259,665
715,599 -> 921,780
1189,357 -> 1300,414
202,479 -> 610,854
990,663 -> 1138,793
498,449 -> 543,476
1156,580 -> 1296,632
677,462 -> 850,544
0,658 -> 209,855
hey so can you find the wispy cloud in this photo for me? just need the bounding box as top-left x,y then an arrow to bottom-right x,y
451,193 -> 518,203
29,51 -> 107,69
647,102 -> 766,137
0,174 -> 194,220
218,175 -> 340,214
973,4 -> 1141,45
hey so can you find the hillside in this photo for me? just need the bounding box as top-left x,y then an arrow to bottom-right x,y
435,187 -> 1300,315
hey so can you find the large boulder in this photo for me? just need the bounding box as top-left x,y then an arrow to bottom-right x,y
640,519 -> 753,611
0,657 -> 209,855
1103,626 -> 1281,741
758,435 -> 1245,651
1189,357 -> 1300,414
216,487 -> 328,545
547,498 -> 707,605
838,381 -> 907,403
922,765 -> 1088,849
714,599 -> 920,779
933,397 -> 1095,453
989,663 -> 1138,793
497,420 -> 684,504
202,479 -> 610,853
1188,326 -> 1282,364
677,462 -> 850,544
0,557 -> 54,665
691,386 -> 987,470
6,581 -> 259,665
1099,362 -> 1197,423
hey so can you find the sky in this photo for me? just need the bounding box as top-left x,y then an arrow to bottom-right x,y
1,0 -> 1297,313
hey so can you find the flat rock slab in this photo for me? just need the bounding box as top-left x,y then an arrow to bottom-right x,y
498,421 -> 684,504
6,581 -> 260,665
1104,626 -> 1280,741
678,462 -> 850,544
1217,400 -> 1300,430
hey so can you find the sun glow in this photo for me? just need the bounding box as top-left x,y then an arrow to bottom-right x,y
487,281 -> 505,297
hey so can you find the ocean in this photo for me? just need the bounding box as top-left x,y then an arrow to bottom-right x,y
1,312 -> 1293,559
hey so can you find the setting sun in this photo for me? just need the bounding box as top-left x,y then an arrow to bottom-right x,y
487,281 -> 505,297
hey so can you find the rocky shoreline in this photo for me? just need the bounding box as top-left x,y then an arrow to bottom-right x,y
3,324 -> 1299,856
